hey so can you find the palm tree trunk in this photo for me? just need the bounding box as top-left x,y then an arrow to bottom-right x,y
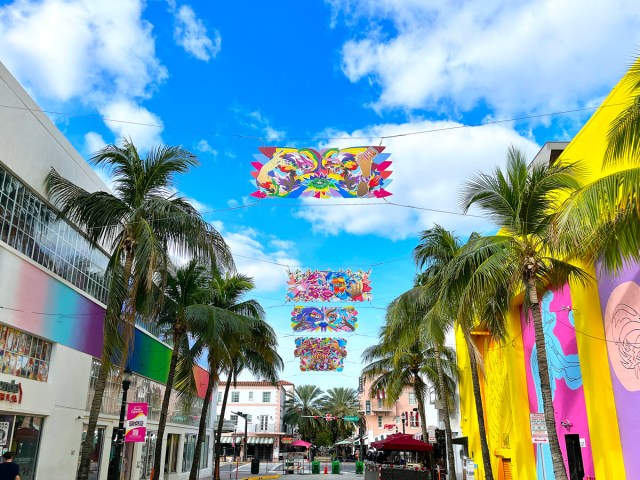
76,358 -> 109,480
528,279 -> 568,480
189,371 -> 215,480
434,345 -> 456,480
213,375 -> 233,480
464,330 -> 494,480
77,248 -> 134,480
151,325 -> 184,480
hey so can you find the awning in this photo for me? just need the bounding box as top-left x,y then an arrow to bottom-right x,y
335,439 -> 353,446
218,436 -> 274,445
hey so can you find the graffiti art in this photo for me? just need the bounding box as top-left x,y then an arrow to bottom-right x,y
294,337 -> 347,372
250,146 -> 392,199
286,269 -> 372,302
290,306 -> 358,332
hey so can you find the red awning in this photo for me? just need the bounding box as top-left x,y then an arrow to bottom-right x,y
370,433 -> 433,452
289,439 -> 312,448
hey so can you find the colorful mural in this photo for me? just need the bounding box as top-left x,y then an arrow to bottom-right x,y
250,146 -> 392,199
521,285 -> 594,479
294,337 -> 347,371
597,262 -> 640,479
290,306 -> 358,332
286,269 -> 372,302
0,248 -> 104,358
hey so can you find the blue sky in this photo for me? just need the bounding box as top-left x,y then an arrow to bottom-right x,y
2,0 -> 640,389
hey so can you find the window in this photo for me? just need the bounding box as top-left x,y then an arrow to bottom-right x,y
262,391 -> 271,403
429,386 -> 436,404
199,435 -> 210,468
365,401 -> 371,415
377,416 -> 383,428
259,415 -> 269,431
231,414 -> 238,427
183,434 -> 197,472
217,392 -> 222,404
408,392 -> 417,405
231,391 -> 240,403
249,391 -> 254,401
410,412 -> 420,428
377,398 -> 384,409
165,434 -> 180,473
0,324 -> 52,382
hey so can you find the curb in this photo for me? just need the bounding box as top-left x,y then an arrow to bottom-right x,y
247,476 -> 281,480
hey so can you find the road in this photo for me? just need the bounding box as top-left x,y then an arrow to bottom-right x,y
216,461 -> 358,480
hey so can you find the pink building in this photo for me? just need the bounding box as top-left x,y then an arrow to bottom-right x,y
215,380 -> 295,461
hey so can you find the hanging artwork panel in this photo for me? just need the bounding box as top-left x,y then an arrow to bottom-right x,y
286,269 -> 372,302
294,337 -> 348,372
250,146 -> 392,199
291,306 -> 358,332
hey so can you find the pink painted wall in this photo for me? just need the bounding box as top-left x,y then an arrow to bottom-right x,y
521,284 -> 594,479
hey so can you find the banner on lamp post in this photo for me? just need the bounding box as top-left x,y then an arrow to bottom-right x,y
125,402 -> 148,442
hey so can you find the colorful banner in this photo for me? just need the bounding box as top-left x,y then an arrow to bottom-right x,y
291,306 -> 358,332
250,146 -> 392,199
125,402 -> 148,442
294,337 -> 347,371
286,269 -> 372,302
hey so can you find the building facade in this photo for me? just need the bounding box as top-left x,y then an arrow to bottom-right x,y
455,65 -> 640,479
215,381 -> 294,461
0,60 -> 217,479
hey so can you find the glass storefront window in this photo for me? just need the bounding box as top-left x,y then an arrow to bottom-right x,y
4,415 -> 43,480
138,431 -> 156,480
80,426 -> 104,480
0,324 -> 52,382
165,434 -> 179,473
182,434 -> 197,472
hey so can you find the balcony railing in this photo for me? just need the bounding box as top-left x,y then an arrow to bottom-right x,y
253,422 -> 277,433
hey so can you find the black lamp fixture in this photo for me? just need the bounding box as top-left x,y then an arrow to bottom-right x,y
108,367 -> 133,480
232,411 -> 249,462
400,412 -> 406,434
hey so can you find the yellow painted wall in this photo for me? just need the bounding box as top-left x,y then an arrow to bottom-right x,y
455,62 -> 638,479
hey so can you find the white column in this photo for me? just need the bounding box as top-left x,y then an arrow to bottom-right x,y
176,433 -> 185,474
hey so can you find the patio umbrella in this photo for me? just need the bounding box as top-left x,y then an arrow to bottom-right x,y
290,439 -> 312,448
370,433 -> 433,452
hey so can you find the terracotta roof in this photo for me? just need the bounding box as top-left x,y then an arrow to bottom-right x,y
218,380 -> 295,387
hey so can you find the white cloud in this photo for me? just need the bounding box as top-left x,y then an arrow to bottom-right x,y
0,0 -> 167,103
295,120 -> 539,239
332,0 -> 640,115
235,108 -> 286,140
195,139 -> 218,156
84,132 -> 106,155
172,4 -> 221,61
100,100 -> 164,152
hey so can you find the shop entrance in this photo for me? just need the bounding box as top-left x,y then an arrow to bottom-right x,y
0,413 -> 43,480
565,434 -> 585,480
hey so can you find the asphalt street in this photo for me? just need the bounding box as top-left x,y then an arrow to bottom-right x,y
212,461 -> 358,480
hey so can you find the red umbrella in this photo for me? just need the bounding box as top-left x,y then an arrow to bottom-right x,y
289,439 -> 312,448
370,433 -> 433,452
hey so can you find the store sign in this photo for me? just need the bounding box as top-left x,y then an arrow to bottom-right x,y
0,380 -> 22,403
125,403 -> 148,443
281,437 -> 293,444
530,413 -> 549,444
428,425 -> 436,443
383,424 -> 395,430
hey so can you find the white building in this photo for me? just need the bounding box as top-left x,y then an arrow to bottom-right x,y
0,60 -> 216,479
215,381 -> 294,461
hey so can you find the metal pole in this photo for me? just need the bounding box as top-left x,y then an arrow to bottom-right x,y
108,375 -> 131,480
243,416 -> 248,462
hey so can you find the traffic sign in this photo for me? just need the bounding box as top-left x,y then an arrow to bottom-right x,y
343,416 -> 360,422
325,414 -> 334,421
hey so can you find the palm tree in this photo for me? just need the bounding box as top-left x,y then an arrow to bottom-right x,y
361,321 -> 456,446
320,388 -> 360,442
151,260 -> 212,480
555,58 -> 640,273
45,140 -> 231,480
459,146 -> 590,480
283,385 -> 324,441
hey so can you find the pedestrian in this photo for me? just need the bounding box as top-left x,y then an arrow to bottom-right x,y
0,452 -> 20,480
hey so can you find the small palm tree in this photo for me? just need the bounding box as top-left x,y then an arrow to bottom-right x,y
45,140 -> 231,480
320,387 -> 360,442
283,385 -> 324,441
459,146 -> 589,480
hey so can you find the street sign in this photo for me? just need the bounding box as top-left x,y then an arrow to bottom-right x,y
343,416 -> 360,422
530,413 -> 549,444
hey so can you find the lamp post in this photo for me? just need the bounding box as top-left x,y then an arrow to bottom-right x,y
401,412 -> 406,435
232,411 -> 249,462
108,367 -> 133,480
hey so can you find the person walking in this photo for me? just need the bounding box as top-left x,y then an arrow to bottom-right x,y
0,452 -> 20,480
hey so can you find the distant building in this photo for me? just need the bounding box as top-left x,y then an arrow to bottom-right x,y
215,380 -> 295,460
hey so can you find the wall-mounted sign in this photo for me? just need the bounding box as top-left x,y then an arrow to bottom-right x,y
428,426 -> 436,443
281,437 -> 293,444
383,424 -> 395,430
125,403 -> 148,442
529,413 -> 549,444
0,422 -> 9,446
0,380 -> 22,403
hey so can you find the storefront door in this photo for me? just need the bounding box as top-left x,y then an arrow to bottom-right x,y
139,431 -> 157,479
0,414 -> 43,480
81,426 -> 105,480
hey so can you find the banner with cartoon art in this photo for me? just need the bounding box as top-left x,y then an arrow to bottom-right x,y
286,269 -> 372,302
291,306 -> 358,332
250,146 -> 392,199
294,337 -> 347,371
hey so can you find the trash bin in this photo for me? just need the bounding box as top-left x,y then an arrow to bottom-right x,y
251,458 -> 260,474
312,461 -> 321,474
332,461 -> 341,474
355,462 -> 364,474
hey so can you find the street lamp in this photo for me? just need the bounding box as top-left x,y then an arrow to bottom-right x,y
232,411 -> 249,462
400,412 -> 406,434
109,367 -> 133,480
